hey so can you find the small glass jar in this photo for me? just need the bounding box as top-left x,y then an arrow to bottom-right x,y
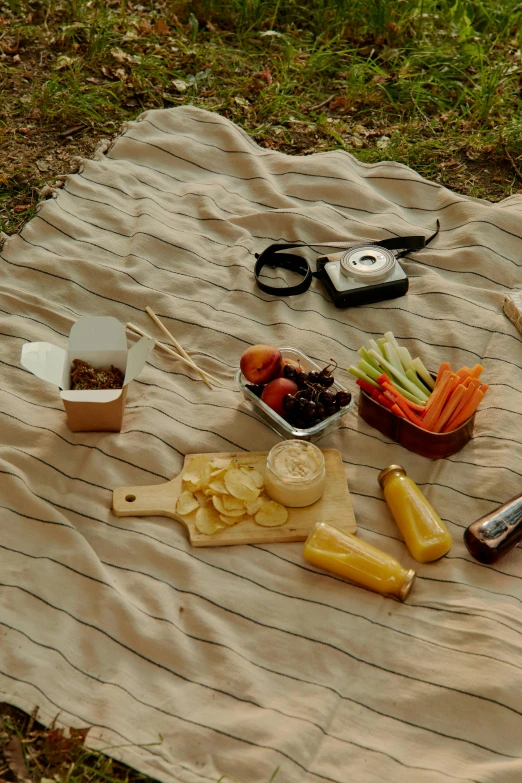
264,440 -> 326,508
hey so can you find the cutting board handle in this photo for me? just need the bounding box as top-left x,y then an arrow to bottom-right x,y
112,474 -> 182,519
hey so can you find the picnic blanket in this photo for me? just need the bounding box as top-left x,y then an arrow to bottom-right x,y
1,105 -> 522,783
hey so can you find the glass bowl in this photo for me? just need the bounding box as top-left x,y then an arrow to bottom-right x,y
235,347 -> 355,443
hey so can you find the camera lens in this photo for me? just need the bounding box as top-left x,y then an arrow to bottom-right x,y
340,245 -> 396,282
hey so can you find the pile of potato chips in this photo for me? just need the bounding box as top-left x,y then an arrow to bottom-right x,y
176,455 -> 288,535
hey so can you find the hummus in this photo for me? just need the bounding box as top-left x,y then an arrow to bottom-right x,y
265,440 -> 326,508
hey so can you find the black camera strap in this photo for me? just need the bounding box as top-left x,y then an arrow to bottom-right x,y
254,220 -> 440,297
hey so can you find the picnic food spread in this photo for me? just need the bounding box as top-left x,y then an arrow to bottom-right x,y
19,271 -> 510,599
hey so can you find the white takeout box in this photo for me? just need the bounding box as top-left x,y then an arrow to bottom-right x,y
21,316 -> 154,432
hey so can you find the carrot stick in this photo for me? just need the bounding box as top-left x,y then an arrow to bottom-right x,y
480,383 -> 489,394
435,362 -> 452,386
425,369 -> 451,413
391,403 -> 407,419
357,377 -> 379,396
423,373 -> 456,430
371,389 -> 394,409
432,384 -> 467,432
443,383 -> 479,431
382,381 -> 426,412
444,389 -> 484,432
393,394 -> 427,428
470,364 -> 484,378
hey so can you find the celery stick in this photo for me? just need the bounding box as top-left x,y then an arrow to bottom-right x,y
406,368 -> 431,395
377,337 -> 387,354
369,338 -> 382,356
384,341 -> 403,374
398,346 -> 414,372
357,346 -> 381,371
412,357 -> 436,390
392,384 -> 426,406
368,350 -> 429,400
358,359 -> 382,382
347,366 -> 380,387
384,331 -> 400,352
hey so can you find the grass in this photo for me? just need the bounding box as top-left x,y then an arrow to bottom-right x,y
2,0 -> 522,233
1,0 -> 522,778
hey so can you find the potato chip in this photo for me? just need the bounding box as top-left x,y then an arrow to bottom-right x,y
245,497 -> 264,516
176,490 -> 199,516
224,469 -> 260,502
194,490 -> 208,507
222,494 -> 245,512
210,457 -> 232,470
240,466 -> 264,488
255,500 -> 288,527
211,495 -> 227,514
195,507 -> 224,535
207,479 -> 228,495
219,513 -> 243,526
182,473 -> 201,492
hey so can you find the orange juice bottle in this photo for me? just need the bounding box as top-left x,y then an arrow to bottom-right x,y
303,522 -> 415,601
378,465 -> 452,563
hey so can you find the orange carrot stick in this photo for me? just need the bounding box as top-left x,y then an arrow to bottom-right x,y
444,389 -> 484,432
393,394 -> 427,428
443,381 -> 477,427
479,383 -> 489,394
470,364 -> 484,378
423,373 -> 456,430
382,381 -> 426,412
432,384 -> 467,432
391,403 -> 407,419
435,362 -> 452,387
425,369 -> 451,413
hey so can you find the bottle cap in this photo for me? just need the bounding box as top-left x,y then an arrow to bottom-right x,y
378,464 -> 406,488
398,569 -> 416,601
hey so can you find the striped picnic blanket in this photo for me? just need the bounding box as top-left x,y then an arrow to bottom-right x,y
1,105 -> 522,783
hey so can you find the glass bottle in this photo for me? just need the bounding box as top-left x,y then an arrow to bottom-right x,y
264,440 -> 326,508
303,522 -> 416,601
378,465 -> 452,563
464,493 -> 522,564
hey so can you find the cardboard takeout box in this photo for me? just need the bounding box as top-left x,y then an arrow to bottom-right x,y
21,316 -> 154,432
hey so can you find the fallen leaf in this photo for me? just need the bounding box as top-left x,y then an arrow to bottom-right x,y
234,96 -> 249,106
172,79 -> 188,92
111,47 -> 130,63
12,53 -> 21,63
13,205 -> 31,213
259,67 -> 273,85
36,159 -> 50,172
154,19 -> 169,35
5,734 -> 29,780
260,30 -> 283,37
376,135 -> 391,148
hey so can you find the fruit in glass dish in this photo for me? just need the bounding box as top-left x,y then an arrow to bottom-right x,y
260,377 -> 299,416
240,344 -> 282,385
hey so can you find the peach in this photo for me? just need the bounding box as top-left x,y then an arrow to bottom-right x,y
240,344 -> 282,385
261,377 -> 298,417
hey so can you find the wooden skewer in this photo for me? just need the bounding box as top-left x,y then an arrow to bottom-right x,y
127,322 -> 222,387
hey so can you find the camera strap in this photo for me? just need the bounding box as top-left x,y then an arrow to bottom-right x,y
254,220 -> 440,297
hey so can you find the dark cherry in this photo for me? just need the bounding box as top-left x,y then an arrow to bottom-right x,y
282,394 -> 296,412
336,391 -> 352,407
284,364 -> 298,381
305,401 -> 317,418
246,384 -> 264,398
321,389 -> 337,405
320,374 -> 334,387
315,403 -> 326,419
308,371 -> 321,384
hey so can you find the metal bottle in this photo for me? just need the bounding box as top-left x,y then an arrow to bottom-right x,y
464,493 -> 522,564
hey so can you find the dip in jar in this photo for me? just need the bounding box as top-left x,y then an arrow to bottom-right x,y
265,440 -> 326,508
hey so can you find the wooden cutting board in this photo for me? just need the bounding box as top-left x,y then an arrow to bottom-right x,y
112,449 -> 356,547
